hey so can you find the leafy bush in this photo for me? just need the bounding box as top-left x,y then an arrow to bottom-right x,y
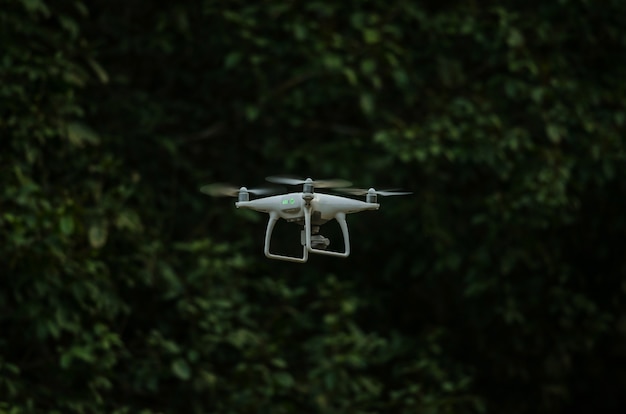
2,0 -> 625,412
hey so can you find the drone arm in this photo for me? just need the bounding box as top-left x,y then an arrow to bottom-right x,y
264,211 -> 308,263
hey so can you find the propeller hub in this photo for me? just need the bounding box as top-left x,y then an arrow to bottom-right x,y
366,188 -> 377,203
303,179 -> 314,194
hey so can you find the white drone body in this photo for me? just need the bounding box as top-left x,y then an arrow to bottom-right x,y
202,177 -> 409,263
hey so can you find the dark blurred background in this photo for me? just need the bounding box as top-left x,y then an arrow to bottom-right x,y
2,0 -> 626,412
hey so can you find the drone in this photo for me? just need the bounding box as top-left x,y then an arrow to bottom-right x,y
201,176 -> 410,263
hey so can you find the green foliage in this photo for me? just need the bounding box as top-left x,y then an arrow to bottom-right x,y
2,0 -> 626,412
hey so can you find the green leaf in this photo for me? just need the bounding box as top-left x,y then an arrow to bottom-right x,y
507,28 -> 524,47
360,59 -> 376,75
294,23 -> 307,40
359,93 -> 374,115
343,68 -> 358,85
171,358 -> 191,380
546,123 -> 562,144
88,220 -> 108,248
67,122 -> 100,146
274,371 -> 294,388
245,105 -> 259,121
115,210 -> 143,233
22,0 -> 50,16
224,52 -> 242,69
87,58 -> 109,84
363,29 -> 380,44
60,215 -> 75,235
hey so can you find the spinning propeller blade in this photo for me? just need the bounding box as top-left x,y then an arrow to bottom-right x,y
266,175 -> 352,188
200,183 -> 279,197
337,188 -> 412,196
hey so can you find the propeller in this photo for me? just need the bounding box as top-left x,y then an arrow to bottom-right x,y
266,175 -> 352,188
337,188 -> 412,196
200,183 -> 280,197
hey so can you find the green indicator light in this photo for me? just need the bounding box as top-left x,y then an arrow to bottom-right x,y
289,198 -> 295,204
282,199 -> 289,205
